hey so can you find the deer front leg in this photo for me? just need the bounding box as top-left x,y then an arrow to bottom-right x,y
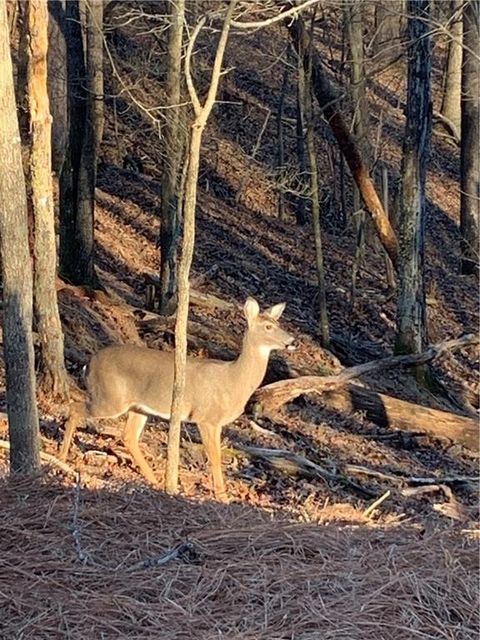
60,401 -> 87,461
123,412 -> 158,487
198,424 -> 227,501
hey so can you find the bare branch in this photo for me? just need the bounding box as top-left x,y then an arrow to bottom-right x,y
185,17 -> 205,117
231,0 -> 321,30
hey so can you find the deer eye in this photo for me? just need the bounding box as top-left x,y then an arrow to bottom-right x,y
265,323 -> 273,331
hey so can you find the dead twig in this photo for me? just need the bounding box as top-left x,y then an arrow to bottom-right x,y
128,542 -> 200,571
363,489 -> 391,518
0,439 -> 76,477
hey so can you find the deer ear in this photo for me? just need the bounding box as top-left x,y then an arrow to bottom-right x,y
244,297 -> 260,326
266,302 -> 286,321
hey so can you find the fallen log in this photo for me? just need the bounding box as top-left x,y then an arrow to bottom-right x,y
323,385 -> 479,452
254,334 -> 479,451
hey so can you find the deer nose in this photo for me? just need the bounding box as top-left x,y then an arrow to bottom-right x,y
286,337 -> 297,351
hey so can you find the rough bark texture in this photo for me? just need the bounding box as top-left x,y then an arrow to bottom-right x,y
159,0 -> 186,316
440,0 -> 462,136
47,0 -> 68,174
287,16 -> 399,268
460,0 -> 479,274
26,0 -> 69,400
0,1 -> 40,473
396,0 -> 432,356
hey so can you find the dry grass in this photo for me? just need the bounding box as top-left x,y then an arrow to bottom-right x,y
0,474 -> 477,640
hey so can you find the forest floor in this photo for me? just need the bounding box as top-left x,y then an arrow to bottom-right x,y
0,9 -> 479,639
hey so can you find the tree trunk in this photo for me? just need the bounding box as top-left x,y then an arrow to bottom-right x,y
165,0 -> 237,497
295,52 -> 308,226
58,0 -> 87,284
440,0 -> 462,137
59,0 -> 100,287
26,0 -> 69,401
395,0 -> 432,359
277,45 -> 290,221
373,0 -> 403,62
47,0 -> 68,174
460,0 -> 479,275
298,42 -> 329,347
159,0 -> 186,316
0,1 -> 40,473
86,0 -> 103,147
346,1 -> 367,322
287,16 -> 399,268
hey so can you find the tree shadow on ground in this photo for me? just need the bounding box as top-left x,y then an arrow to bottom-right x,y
0,474 -> 477,639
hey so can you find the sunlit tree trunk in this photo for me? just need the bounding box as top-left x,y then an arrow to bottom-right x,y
460,0 -> 479,274
0,1 -> 40,473
26,0 -> 69,400
165,0 -> 237,498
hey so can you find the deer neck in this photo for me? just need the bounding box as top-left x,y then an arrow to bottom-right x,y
231,333 -> 271,398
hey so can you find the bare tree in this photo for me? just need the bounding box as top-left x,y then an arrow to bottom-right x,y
165,0 -> 237,498
26,0 -> 69,400
460,0 -> 479,274
0,0 -> 40,473
297,35 -> 329,347
287,13 -> 399,268
396,0 -> 432,360
159,0 -> 186,316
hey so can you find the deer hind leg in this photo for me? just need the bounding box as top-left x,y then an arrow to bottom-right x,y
198,424 -> 227,501
59,401 -> 87,461
123,411 -> 158,487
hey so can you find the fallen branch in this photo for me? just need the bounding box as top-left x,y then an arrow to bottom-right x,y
0,439 -> 76,476
232,442 -> 479,497
127,542 -> 200,571
254,334 -> 479,451
234,443 -> 377,498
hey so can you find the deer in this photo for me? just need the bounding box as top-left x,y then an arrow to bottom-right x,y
60,297 -> 295,500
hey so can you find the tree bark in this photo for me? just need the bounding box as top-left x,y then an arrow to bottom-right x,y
47,0 -> 68,174
59,0 -> 100,287
440,0 -> 462,137
0,1 -> 40,473
165,0 -> 237,496
159,0 -> 186,316
460,0 -> 479,274
396,0 -> 432,359
26,0 -> 69,401
287,16 -> 399,268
